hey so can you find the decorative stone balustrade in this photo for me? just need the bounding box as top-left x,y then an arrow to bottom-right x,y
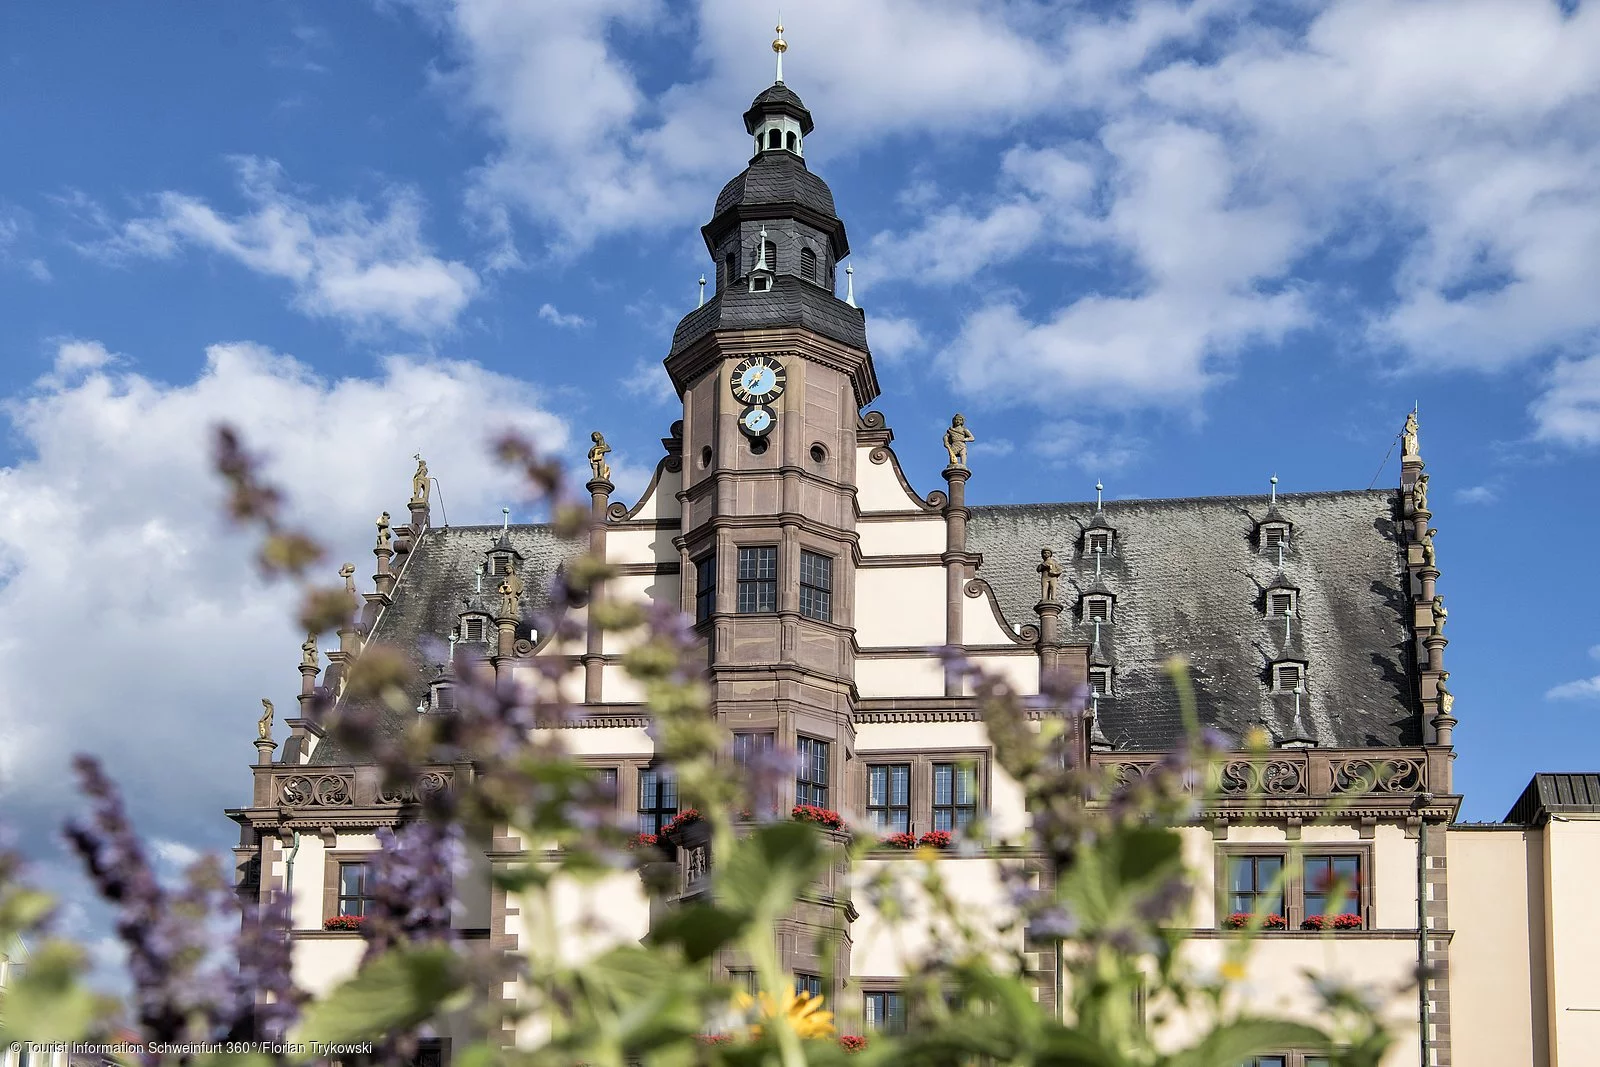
1094,749 -> 1431,799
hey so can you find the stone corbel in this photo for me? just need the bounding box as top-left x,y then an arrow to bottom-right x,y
1209,817 -> 1230,841
1358,816 -> 1377,840
1284,816 -> 1303,841
318,825 -> 339,849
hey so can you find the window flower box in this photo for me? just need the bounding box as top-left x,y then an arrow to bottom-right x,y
1301,912 -> 1363,931
323,914 -> 366,932
876,832 -> 918,850
791,805 -> 845,830
840,1034 -> 868,1053
661,808 -> 709,849
918,830 -> 953,849
1224,912 -> 1287,930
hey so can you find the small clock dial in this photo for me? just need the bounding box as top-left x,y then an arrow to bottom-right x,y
739,404 -> 776,437
730,356 -> 787,404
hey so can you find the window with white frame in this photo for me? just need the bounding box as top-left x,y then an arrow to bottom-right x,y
1267,591 -> 1296,617
1089,667 -> 1113,697
459,614 -> 488,643
1261,524 -> 1290,554
1084,595 -> 1113,623
1086,530 -> 1111,555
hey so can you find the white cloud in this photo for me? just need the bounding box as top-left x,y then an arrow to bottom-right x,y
865,314 -> 925,362
1455,484 -> 1498,505
1529,355 -> 1600,448
0,339 -> 565,864
1031,419 -> 1144,475
1547,676 -> 1600,701
537,302 -> 591,329
0,202 -> 51,282
84,157 -> 479,335
620,356 -> 678,407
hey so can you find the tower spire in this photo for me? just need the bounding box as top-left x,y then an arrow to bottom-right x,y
772,19 -> 786,84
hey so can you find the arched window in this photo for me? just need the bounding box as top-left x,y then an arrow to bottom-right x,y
800,246 -> 817,281
768,129 -> 782,149
753,241 -> 775,272
785,131 -> 797,151
724,252 -> 736,288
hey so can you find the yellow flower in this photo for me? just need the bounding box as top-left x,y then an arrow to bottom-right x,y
1221,959 -> 1248,982
734,985 -> 838,1039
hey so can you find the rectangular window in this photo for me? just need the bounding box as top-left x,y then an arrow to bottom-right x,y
1087,531 -> 1110,554
337,861 -> 374,918
1243,1059 -> 1287,1067
867,764 -> 911,833
932,762 -> 979,831
737,546 -> 778,614
796,973 -> 824,999
491,555 -> 511,576
1268,593 -> 1294,617
1274,664 -> 1304,692
732,732 -> 775,765
1087,597 -> 1111,622
1303,854 -> 1362,917
796,736 -> 829,808
1088,667 -> 1112,697
729,969 -> 759,995
461,616 -> 485,642
638,767 -> 679,835
1262,526 -> 1287,552
799,550 -> 833,622
1226,855 -> 1285,917
695,553 -> 717,624
864,991 -> 906,1035
592,767 -> 619,807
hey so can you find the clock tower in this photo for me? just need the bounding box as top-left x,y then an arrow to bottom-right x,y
663,59 -> 878,987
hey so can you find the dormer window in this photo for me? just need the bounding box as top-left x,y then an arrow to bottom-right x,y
1084,595 -> 1113,624
430,681 -> 456,711
800,246 -> 818,282
1089,667 -> 1113,696
1267,591 -> 1296,618
750,274 -> 772,293
1086,530 -> 1111,555
1261,524 -> 1290,554
489,553 -> 512,577
459,615 -> 488,643
768,129 -> 781,150
786,131 -> 798,151
1272,662 -> 1305,693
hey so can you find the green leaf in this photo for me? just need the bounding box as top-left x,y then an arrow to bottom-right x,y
716,821 -> 826,920
647,902 -> 746,962
1116,827 -> 1182,886
0,940 -> 105,1041
1164,1018 -> 1330,1067
294,945 -> 463,1040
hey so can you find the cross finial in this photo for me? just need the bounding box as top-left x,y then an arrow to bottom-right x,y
698,274 -> 706,307
1270,474 -> 1278,505
844,264 -> 855,307
772,18 -> 787,83
1095,481 -> 1104,510
501,506 -> 510,532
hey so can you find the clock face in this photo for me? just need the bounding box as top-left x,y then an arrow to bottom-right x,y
739,404 -> 776,437
730,355 -> 787,404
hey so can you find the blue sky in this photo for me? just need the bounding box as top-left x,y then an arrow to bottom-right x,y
3,0 -> 1600,941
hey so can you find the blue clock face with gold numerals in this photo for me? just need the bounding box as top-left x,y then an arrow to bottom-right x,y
730,355 -> 787,404
739,404 -> 776,437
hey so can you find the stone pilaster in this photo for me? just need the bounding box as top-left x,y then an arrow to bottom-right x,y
942,464 -> 972,697
584,477 -> 614,704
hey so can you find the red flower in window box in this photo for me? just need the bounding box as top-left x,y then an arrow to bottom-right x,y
1225,912 -> 1287,930
323,914 -> 366,932
840,1034 -> 868,1053
660,809 -> 702,836
790,805 -> 845,830
627,832 -> 660,850
877,832 -> 918,850
918,830 -> 954,849
696,1034 -> 733,1046
1301,913 -> 1363,931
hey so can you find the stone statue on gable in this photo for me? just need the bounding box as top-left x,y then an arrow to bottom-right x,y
943,414 -> 975,469
410,455 -> 430,505
258,698 -> 274,741
588,432 -> 613,482
1038,548 -> 1062,604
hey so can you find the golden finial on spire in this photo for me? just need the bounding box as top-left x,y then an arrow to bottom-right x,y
772,19 -> 786,83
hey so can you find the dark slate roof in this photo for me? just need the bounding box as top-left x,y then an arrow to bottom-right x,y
670,274 -> 868,356
967,490 -> 1419,751
308,524 -> 583,766
713,152 -> 837,219
745,83 -> 814,133
1505,773 -> 1600,823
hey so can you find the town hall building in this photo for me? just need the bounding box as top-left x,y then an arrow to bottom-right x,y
221,46 -> 1600,1067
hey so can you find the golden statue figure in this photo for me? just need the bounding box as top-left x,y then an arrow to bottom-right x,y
1432,594 -> 1447,633
943,414 -> 975,469
258,698 -> 274,741
1038,547 -> 1062,604
300,633 -> 319,669
498,566 -> 525,618
375,512 -> 392,551
1401,410 -> 1419,458
588,431 -> 613,482
1414,472 -> 1429,512
1421,527 -> 1437,568
410,454 -> 430,505
1437,672 -> 1455,718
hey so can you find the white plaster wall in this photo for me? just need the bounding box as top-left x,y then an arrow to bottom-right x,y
537,724 -> 655,756
1448,827 -> 1542,1067
857,517 -> 945,556
606,526 -> 679,568
602,664 -> 646,704
1546,816 -> 1600,1064
963,654 -> 1038,695
850,857 -> 1021,977
1153,938 -> 1422,1067
964,588 -> 1021,644
855,565 -> 945,647
600,575 -> 659,655
512,662 -> 583,705
854,656 -> 944,698
285,833 -> 327,931
855,449 -> 927,513
291,937 -> 366,999
621,465 -> 681,522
